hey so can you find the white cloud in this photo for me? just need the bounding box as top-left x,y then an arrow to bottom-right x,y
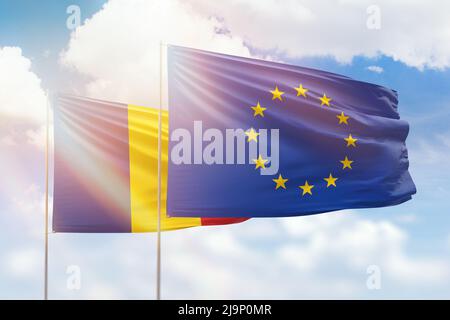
60,0 -> 252,106
3,247 -> 41,279
367,65 -> 384,73
0,47 -> 50,297
277,213 -> 448,285
9,211 -> 446,299
11,184 -> 45,217
0,47 -> 47,124
191,0 -> 450,70
0,125 -> 48,149
26,125 -> 47,149
9,184 -> 48,238
0,134 -> 16,146
159,213 -> 450,299
60,0 -> 450,106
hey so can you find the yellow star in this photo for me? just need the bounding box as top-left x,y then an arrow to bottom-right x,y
344,134 -> 358,147
253,154 -> 268,170
337,112 -> 349,125
299,181 -> 314,196
294,84 -> 308,98
319,94 -> 332,106
340,156 -> 353,169
251,102 -> 266,117
270,86 -> 285,101
272,174 -> 288,190
324,173 -> 338,187
245,128 -> 260,142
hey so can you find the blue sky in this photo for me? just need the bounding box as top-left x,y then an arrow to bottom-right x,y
1,0 -> 450,299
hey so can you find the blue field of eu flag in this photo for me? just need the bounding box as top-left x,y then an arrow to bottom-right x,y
167,46 -> 416,218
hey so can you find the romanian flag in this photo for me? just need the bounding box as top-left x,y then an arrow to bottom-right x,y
53,95 -> 247,232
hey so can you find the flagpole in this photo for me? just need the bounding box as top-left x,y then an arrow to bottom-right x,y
44,91 -> 50,300
156,41 -> 163,300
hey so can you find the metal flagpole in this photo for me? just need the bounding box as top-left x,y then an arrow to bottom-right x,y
156,41 -> 163,300
44,91 -> 50,300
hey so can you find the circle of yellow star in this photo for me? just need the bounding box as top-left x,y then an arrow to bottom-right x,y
251,102 -> 266,117
294,84 -> 308,98
324,173 -> 338,187
337,112 -> 349,125
272,174 -> 288,190
270,86 -> 285,101
340,156 -> 353,169
344,134 -> 358,147
253,155 -> 268,170
245,128 -> 260,142
319,94 -> 332,106
299,181 -> 314,196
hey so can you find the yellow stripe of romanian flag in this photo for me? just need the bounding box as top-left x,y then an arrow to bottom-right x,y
127,105 -> 202,232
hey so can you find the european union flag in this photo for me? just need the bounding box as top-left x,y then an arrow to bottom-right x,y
167,46 -> 416,218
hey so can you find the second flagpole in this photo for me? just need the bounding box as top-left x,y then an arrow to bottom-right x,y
156,41 -> 163,300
